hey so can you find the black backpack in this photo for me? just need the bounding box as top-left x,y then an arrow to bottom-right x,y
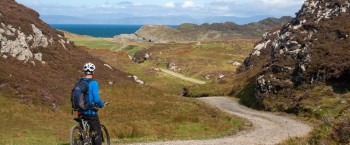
71,78 -> 94,111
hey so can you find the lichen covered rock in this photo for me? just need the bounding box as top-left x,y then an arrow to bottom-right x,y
0,23 -> 50,62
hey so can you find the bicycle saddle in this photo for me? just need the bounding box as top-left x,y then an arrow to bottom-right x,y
73,116 -> 82,122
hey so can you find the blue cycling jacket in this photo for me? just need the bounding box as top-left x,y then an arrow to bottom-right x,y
81,78 -> 105,115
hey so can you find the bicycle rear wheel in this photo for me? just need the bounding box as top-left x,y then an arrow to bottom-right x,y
101,124 -> 110,145
70,125 -> 83,145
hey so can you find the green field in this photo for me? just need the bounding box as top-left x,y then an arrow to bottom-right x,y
70,38 -> 124,50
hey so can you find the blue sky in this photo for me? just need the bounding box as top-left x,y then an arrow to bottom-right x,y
17,0 -> 305,18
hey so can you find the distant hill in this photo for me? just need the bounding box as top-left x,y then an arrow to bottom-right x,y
114,16 -> 293,43
41,14 -> 271,25
0,0 -> 133,105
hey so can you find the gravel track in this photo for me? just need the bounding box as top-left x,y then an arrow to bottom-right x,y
159,68 -> 206,84
129,97 -> 312,145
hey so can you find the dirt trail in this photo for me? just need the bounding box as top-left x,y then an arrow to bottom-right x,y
159,68 -> 206,84
130,97 -> 312,145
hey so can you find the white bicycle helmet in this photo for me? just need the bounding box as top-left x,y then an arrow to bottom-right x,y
83,62 -> 96,75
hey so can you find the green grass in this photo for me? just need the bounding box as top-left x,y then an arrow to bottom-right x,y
290,85 -> 350,119
238,82 -> 257,107
278,84 -> 350,145
279,123 -> 335,145
0,83 -> 244,144
99,84 -> 244,143
0,94 -> 73,145
120,45 -> 144,56
70,38 -> 124,50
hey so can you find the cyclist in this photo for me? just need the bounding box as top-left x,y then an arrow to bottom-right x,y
78,62 -> 106,145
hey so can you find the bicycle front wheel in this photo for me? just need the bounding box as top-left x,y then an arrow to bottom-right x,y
70,125 -> 83,145
101,124 -> 110,145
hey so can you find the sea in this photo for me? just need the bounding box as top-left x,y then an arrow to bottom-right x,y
50,24 -> 177,38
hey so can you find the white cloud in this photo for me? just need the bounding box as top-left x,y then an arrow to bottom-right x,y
117,1 -> 133,5
261,0 -> 297,5
101,4 -> 112,8
26,0 -> 41,6
133,2 -> 143,6
208,0 -> 304,17
101,1 -> 113,8
182,0 -> 195,8
216,6 -> 229,11
21,0 -> 305,21
164,2 -> 175,8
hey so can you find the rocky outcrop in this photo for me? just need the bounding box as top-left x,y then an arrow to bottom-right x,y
0,23 -> 50,62
132,48 -> 152,63
240,0 -> 350,110
31,24 -> 48,48
114,17 -> 293,43
115,25 -> 177,43
0,0 -> 71,64
0,18 -> 72,64
114,34 -> 145,42
128,75 -> 147,85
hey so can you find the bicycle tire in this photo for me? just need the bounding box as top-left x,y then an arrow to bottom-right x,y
70,125 -> 83,145
101,124 -> 111,145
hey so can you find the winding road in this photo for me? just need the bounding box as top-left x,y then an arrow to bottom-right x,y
131,97 -> 312,145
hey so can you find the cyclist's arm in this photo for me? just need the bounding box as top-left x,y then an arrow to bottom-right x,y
91,81 -> 105,107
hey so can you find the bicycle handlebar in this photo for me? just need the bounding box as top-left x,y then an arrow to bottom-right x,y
92,102 -> 109,111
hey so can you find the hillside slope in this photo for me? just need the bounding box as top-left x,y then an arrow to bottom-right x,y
0,0 -> 133,105
238,0 -> 350,143
114,17 -> 292,43
241,0 -> 350,111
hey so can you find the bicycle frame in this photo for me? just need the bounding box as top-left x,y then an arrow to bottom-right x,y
71,118 -> 110,145
73,117 -> 92,145
78,117 -> 106,144
71,106 -> 110,145
81,119 -> 89,133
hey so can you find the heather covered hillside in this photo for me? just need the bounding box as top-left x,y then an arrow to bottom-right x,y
240,0 -> 350,112
0,0 -> 134,105
237,0 -> 350,143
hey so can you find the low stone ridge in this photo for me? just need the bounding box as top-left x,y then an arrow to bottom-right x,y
114,17 -> 293,43
239,0 -> 350,111
114,34 -> 145,42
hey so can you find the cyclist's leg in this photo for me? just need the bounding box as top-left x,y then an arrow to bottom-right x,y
89,115 -> 102,145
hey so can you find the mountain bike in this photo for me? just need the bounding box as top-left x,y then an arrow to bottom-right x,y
70,105 -> 110,145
